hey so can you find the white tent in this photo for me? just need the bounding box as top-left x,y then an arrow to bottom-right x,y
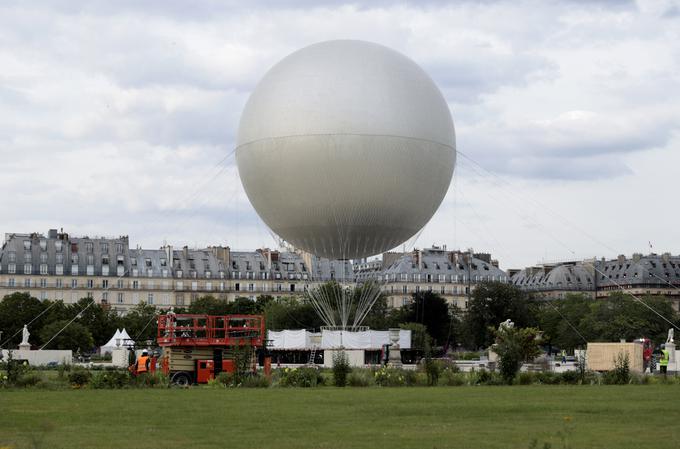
100,328 -> 135,354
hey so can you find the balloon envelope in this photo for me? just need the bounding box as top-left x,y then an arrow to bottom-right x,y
236,40 -> 455,260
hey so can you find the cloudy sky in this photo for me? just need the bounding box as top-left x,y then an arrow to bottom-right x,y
1,0 -> 678,269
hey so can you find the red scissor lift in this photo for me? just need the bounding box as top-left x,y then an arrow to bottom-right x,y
157,313 -> 270,385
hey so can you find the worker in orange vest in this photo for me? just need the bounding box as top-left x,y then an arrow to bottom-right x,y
135,349 -> 150,374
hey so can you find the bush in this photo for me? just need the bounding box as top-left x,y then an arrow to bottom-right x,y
278,367 -> 323,387
133,372 -> 169,388
424,357 -> 441,386
90,370 -> 130,389
559,370 -> 581,385
534,371 -> 559,385
332,351 -> 352,387
347,370 -> 374,387
403,369 -> 420,386
68,368 -> 92,387
240,374 -> 271,388
374,367 -> 405,387
15,372 -> 42,388
215,371 -> 234,387
440,369 -> 466,386
518,372 -> 535,385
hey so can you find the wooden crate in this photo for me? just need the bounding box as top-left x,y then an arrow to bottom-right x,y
586,343 -> 643,373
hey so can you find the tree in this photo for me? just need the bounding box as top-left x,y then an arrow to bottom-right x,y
264,296 -> 325,330
121,302 -> 158,344
493,325 -> 542,384
39,320 -> 94,352
462,282 -> 533,349
71,298 -> 122,347
0,292 -> 45,347
534,292 -> 680,350
188,296 -> 231,315
401,291 -> 451,347
361,295 -> 391,330
400,322 -> 431,350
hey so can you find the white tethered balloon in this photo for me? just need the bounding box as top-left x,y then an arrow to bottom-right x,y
236,40 -> 456,262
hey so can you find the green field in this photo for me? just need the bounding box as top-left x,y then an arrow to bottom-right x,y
1,386 -> 679,449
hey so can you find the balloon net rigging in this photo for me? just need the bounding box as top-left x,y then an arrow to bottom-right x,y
306,279 -> 384,331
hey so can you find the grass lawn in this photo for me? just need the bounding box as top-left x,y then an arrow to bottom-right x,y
1,385 -> 679,449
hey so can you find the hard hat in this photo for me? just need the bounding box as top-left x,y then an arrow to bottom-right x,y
142,349 -> 149,355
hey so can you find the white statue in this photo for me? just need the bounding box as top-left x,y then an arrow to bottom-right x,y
499,319 -> 515,331
667,328 -> 674,344
21,324 -> 30,345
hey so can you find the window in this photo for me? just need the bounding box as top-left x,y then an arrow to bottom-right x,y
102,255 -> 109,265
87,265 -> 94,276
55,241 -> 62,252
102,292 -> 108,303
24,278 -> 31,287
24,253 -> 32,262
102,265 -> 109,276
116,243 -> 123,254
56,278 -> 63,288
24,264 -> 32,275
206,282 -> 212,291
23,240 -> 31,250
148,280 -> 155,289
8,278 -> 15,287
160,258 -> 167,267
56,253 -> 63,264
117,293 -> 124,304
40,264 -> 48,275
71,254 -> 78,264
40,278 -> 47,288
85,242 -> 93,253
235,283 -> 240,291
205,271 -> 212,279
117,279 -> 124,289
176,294 -> 184,306
87,279 -> 94,288
40,291 -> 48,300
71,279 -> 77,288
290,284 -> 295,292
40,252 -> 48,263
8,252 -> 16,262
176,281 -> 183,290
132,280 -> 139,289
248,283 -> 254,291
87,254 -> 94,265
162,294 -> 170,305
8,264 -> 16,274
102,279 -> 109,289
145,258 -> 152,268
176,270 -> 183,278
191,281 -> 198,291
148,293 -> 154,305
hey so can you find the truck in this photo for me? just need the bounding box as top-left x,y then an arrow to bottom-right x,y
149,313 -> 269,385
